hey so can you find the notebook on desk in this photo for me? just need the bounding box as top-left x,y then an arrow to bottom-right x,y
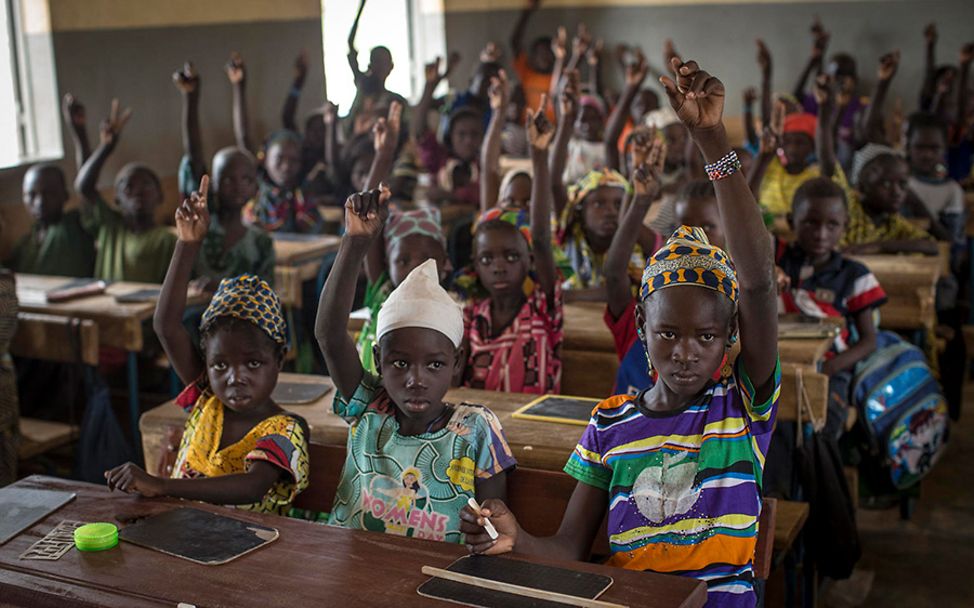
45,279 -> 108,303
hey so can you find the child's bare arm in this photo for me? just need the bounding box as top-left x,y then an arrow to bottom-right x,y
283,50 -> 308,131
413,55 -> 457,140
323,102 -> 339,172
756,39 -> 773,128
587,39 -> 605,99
74,99 -> 132,205
861,51 -> 899,145
921,24 -> 938,110
316,188 -> 390,398
363,103 -> 402,284
548,28 -> 567,118
957,43 -> 973,131
812,74 -> 838,179
510,0 -> 539,57
742,88 -> 759,151
106,460 -> 282,505
226,52 -> 251,152
605,49 -> 648,171
661,57 -> 777,395
154,176 -> 210,385
347,0 -> 367,81
527,98 -> 558,303
481,71 -> 510,214
61,94 -> 91,171
793,18 -> 828,99
173,62 -> 205,182
822,308 -> 877,376
549,70 -> 578,216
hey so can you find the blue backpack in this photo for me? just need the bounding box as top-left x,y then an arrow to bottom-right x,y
851,331 -> 949,490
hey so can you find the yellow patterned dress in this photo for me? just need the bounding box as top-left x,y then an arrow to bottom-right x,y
171,389 -> 309,515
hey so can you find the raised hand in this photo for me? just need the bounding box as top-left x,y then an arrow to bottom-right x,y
743,87 -> 758,106
877,50 -> 900,82
480,41 -> 503,64
630,129 -> 665,199
811,17 -> 830,60
663,38 -> 678,67
294,49 -> 309,86
225,51 -> 246,85
813,73 -> 835,108
171,61 -> 199,95
560,69 -> 580,119
98,98 -> 133,147
526,94 -> 555,150
344,185 -> 391,238
924,23 -> 937,47
372,101 -> 402,156
424,53 -> 460,88
756,39 -> 772,75
322,101 -> 339,126
174,175 -> 210,243
487,69 -> 510,111
587,39 -> 604,67
552,26 -> 568,60
571,23 -> 592,59
459,499 -> 518,555
659,57 -> 726,134
625,47 -> 649,88
61,93 -> 85,129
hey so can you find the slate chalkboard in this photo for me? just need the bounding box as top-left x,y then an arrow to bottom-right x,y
119,507 -> 278,565
417,555 -> 613,608
271,380 -> 332,405
0,487 -> 76,545
511,395 -> 601,427
114,288 -> 162,304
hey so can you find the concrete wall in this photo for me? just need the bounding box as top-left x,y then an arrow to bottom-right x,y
443,0 -> 973,120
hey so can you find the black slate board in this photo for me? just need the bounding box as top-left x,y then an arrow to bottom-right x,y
271,380 -> 332,405
114,288 -> 162,303
417,555 -> 613,608
511,394 -> 601,427
0,487 -> 76,545
118,507 -> 278,565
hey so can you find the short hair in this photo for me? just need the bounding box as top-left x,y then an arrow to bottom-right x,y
830,53 -> 857,78
906,111 -> 948,144
677,179 -> 716,203
26,163 -> 68,190
792,176 -> 848,214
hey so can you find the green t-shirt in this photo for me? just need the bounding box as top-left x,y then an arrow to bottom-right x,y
82,197 -> 176,283
328,372 -> 516,543
195,216 -> 276,287
7,210 -> 95,278
356,273 -> 393,375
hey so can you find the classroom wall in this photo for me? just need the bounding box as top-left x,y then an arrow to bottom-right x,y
0,0 -> 325,253
442,0 -> 973,120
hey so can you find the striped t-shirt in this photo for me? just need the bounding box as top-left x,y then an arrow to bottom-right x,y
564,357 -> 781,608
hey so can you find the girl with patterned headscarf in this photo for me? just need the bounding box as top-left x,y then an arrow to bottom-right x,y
105,177 -> 309,516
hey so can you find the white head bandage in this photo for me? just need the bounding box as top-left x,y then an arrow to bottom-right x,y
376,259 -> 463,348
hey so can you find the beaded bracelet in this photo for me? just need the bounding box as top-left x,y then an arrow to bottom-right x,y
704,150 -> 742,182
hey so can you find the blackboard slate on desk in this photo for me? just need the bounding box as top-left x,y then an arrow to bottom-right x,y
512,394 -> 601,427
118,507 -> 278,565
271,380 -> 332,405
418,555 -> 613,608
113,288 -> 162,304
0,487 -> 76,545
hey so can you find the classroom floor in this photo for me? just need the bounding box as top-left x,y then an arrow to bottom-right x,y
850,381 -> 974,607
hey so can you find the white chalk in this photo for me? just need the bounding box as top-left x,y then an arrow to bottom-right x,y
467,497 -> 499,540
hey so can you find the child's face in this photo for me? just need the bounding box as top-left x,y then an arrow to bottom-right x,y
662,124 -> 688,172
674,196 -> 724,250
791,196 -> 847,260
574,106 -> 604,142
266,139 -> 302,189
779,133 -> 814,171
640,287 -> 734,399
861,159 -> 909,214
908,127 -> 946,176
388,234 -> 448,288
450,116 -> 483,163
581,187 -> 623,241
376,327 -> 459,422
204,324 -> 282,414
631,90 -> 659,123
215,155 -> 258,211
116,167 -> 162,224
500,174 -> 532,208
473,224 -> 531,299
22,167 -> 68,225
529,39 -> 555,74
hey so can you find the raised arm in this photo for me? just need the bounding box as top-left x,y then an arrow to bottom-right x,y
173,62 -> 205,183
226,52 -> 251,152
481,70 -> 510,213
316,187 -> 390,398
347,0 -> 367,81
956,43 -> 973,133
548,27 -> 568,118
153,176 -> 210,385
748,120 -> 780,196
550,70 -> 578,216
61,94 -> 91,171
74,99 -> 132,205
793,18 -> 828,99
661,57 -> 777,395
412,55 -> 456,140
282,50 -> 308,131
322,101 -> 340,176
861,51 -> 899,145
812,74 -> 838,178
756,39 -> 773,128
921,24 -> 938,110
605,49 -> 648,171
364,103 -> 402,284
742,88 -> 759,151
510,0 -> 540,57
586,39 -> 605,99
527,96 -> 557,303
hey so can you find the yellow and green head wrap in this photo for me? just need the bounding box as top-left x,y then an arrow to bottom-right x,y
560,169 -> 632,238
200,274 -> 288,349
640,226 -> 738,304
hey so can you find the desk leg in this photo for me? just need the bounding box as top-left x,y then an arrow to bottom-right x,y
127,352 -> 141,447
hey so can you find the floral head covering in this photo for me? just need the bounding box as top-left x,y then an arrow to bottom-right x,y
201,274 -> 288,348
640,226 -> 738,304
384,207 -> 445,254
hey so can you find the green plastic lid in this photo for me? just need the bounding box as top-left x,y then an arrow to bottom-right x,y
74,522 -> 118,552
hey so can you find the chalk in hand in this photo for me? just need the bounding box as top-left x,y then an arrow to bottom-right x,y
467,497 -> 499,540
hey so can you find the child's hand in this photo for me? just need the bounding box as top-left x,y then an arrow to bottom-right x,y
174,175 -> 210,243
810,17 -> 830,60
743,87 -> 758,106
775,265 -> 791,294
924,23 -> 937,46
424,53 -> 460,87
559,69 -> 579,120
758,125 -> 780,158
571,23 -> 592,59
812,73 -> 835,109
586,39 -> 604,67
225,51 -> 246,85
344,185 -> 391,238
756,39 -> 772,74
487,69 -> 509,111
624,47 -> 648,88
171,61 -> 199,95
526,94 -> 554,151
479,41 -> 503,64
459,499 -> 517,555
294,49 -> 309,86
551,27 -> 568,60
98,98 -> 133,147
877,50 -> 900,82
105,462 -> 165,497
61,93 -> 85,129
960,42 -> 974,66
322,101 -> 339,126
659,58 -> 726,135
663,38 -> 678,66
631,129 -> 665,199
372,101 -> 402,156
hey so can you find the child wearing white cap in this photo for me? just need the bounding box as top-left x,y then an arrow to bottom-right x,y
315,187 -> 515,543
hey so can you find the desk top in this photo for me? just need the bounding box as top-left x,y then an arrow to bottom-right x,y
0,476 -> 706,608
271,233 -> 340,266
15,275 -> 159,321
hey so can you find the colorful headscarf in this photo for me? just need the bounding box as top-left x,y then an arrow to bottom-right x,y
384,207 -> 445,254
477,206 -> 533,246
783,113 -> 817,140
201,274 -> 288,348
561,169 -> 632,238
640,226 -> 738,304
579,95 -> 606,116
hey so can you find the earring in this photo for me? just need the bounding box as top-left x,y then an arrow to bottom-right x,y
726,332 -> 738,348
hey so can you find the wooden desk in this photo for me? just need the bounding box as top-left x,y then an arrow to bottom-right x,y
849,253 -> 941,333
0,476 -> 705,608
270,233 -> 340,308
773,499 -> 809,552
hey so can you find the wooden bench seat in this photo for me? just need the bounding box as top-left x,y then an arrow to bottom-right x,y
17,418 -> 78,460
